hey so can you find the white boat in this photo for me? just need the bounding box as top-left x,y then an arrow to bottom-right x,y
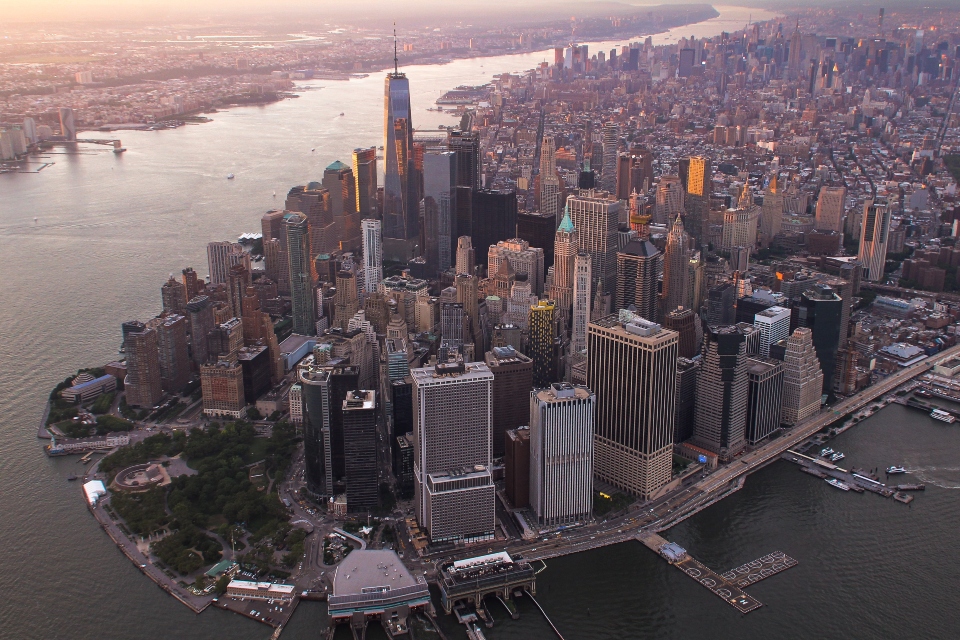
226,173 -> 235,180
930,409 -> 956,423
825,478 -> 851,491
820,447 -> 834,457
887,466 -> 907,474
831,452 -> 845,462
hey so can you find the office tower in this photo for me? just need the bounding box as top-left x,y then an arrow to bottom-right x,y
674,357 -> 699,442
472,189 -> 518,268
693,325 -> 749,461
488,238 -> 545,297
539,135 -> 561,221
788,22 -> 802,74
678,48 -> 696,77
284,212 -> 316,336
299,361 -> 334,495
858,199 -> 891,281
384,58 -> 417,241
663,307 -> 698,359
721,186 -> 759,250
207,241 -> 241,285
684,157 -> 711,244
123,323 -> 163,408
654,176 -> 684,225
153,314 -> 191,393
754,306 -> 791,358
200,356 -> 245,418
760,174 -> 783,245
661,215 -> 691,316
181,267 -> 201,302
440,302 -> 465,347
207,317 -> 243,360
616,240 -> 660,321
186,296 -> 214,366
161,276 -> 186,317
485,346 -> 534,456
412,360 -> 495,543
449,129 -> 480,190
421,150 -> 457,274
529,300 -> 557,388
779,328 -> 823,425
517,211 -> 557,269
261,209 -> 289,292
58,107 -> 76,141
226,263 -> 251,319
456,273 -> 480,333
334,271 -> 359,331
815,186 -> 846,233
341,390 -> 378,513
571,253 -> 592,354
455,185 -> 473,241
353,147 -> 378,219
746,358 -> 784,444
797,284 -> 843,394
323,161 -> 360,252
393,432 -> 415,499
550,208 -> 577,319
308,361 -> 359,495
600,122 -> 619,193
504,427 -> 531,508
286,184 -> 337,256
361,218 -> 383,294
588,314 -> 678,497
455,236 -> 475,276
705,282 -> 736,326
530,383 -> 595,525
568,190 -> 619,304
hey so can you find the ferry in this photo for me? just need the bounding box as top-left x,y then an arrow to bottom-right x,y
930,409 -> 956,423
887,466 -> 907,475
820,447 -> 834,457
831,452 -> 845,462
825,478 -> 851,491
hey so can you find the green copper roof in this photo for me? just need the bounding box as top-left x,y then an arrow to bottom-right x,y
557,205 -> 575,233
326,160 -> 350,172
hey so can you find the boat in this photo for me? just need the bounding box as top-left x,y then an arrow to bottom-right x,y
825,478 -> 851,491
820,447 -> 834,457
831,452 -> 845,462
66,474 -> 78,481
226,173 -> 235,180
339,112 -> 344,116
887,466 -> 907,474
930,409 -> 956,423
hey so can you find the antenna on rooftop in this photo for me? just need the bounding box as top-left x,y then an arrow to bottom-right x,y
394,23 -> 399,75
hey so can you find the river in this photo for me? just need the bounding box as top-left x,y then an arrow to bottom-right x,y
13,6 -> 957,640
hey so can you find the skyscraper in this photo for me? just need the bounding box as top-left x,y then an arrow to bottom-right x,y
412,360 -> 495,543
353,147 -> 378,219
684,156 -> 711,244
753,306 -> 791,358
857,198 -> 891,281
186,296 -> 214,367
568,190 -> 620,305
342,390 -> 379,513
384,53 -> 416,241
720,185 -> 759,250
571,252 -> 592,354
361,218 -> 383,294
529,383 -> 595,525
539,135 -> 561,222
662,215 -> 691,316
674,357 -> 700,442
654,176 -> 684,225
600,122 -> 619,193
588,314 -> 678,498
745,357 -> 784,444
207,241 -> 246,285
550,207 -> 578,320
455,236 -> 475,276
663,307 -> 699,359
323,160 -> 360,252
814,185 -> 846,233
616,240 -> 661,321
760,174 -> 783,245
124,323 -> 163,408
485,346 -> 534,457
779,328 -> 823,425
152,314 -> 191,393
797,284 -> 843,394
488,238 -> 545,297
200,356 -> 245,419
472,189 -> 518,268
285,212 -> 317,336
528,300 -> 557,388
449,129 -> 480,190
421,150 -> 457,274
693,325 -> 749,461
504,427 -> 530,508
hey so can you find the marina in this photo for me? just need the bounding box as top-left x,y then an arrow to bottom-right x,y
781,449 -> 921,504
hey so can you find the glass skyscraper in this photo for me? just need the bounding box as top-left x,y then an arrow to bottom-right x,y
384,68 -> 416,241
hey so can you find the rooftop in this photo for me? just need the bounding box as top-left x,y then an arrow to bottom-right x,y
332,549 -> 424,598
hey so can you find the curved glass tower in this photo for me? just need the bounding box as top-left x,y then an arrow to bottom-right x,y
384,67 -> 415,240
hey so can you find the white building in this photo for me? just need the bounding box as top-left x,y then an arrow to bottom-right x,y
753,306 -> 791,358
361,219 -> 383,294
530,384 -> 595,526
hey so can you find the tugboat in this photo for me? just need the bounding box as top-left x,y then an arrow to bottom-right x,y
825,478 -> 851,491
887,466 -> 907,475
66,474 -> 78,481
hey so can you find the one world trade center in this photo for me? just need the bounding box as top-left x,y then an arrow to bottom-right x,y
383,39 -> 418,244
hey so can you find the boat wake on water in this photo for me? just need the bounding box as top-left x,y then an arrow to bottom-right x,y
907,466 -> 960,489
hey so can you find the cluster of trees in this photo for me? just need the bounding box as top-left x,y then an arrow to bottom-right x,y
153,526 -> 222,575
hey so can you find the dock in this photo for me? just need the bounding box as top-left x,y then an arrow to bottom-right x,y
781,450 -> 915,502
637,532 -> 795,614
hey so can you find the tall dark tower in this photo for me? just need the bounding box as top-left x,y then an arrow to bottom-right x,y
384,30 -> 417,242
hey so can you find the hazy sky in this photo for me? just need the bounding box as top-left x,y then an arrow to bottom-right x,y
1,0 -> 724,24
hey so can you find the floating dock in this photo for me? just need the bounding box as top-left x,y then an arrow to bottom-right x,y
781,451 -> 917,503
637,533 -> 796,614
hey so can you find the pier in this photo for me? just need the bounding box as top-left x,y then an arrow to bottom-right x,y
781,450 -> 915,502
637,532 -> 796,614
